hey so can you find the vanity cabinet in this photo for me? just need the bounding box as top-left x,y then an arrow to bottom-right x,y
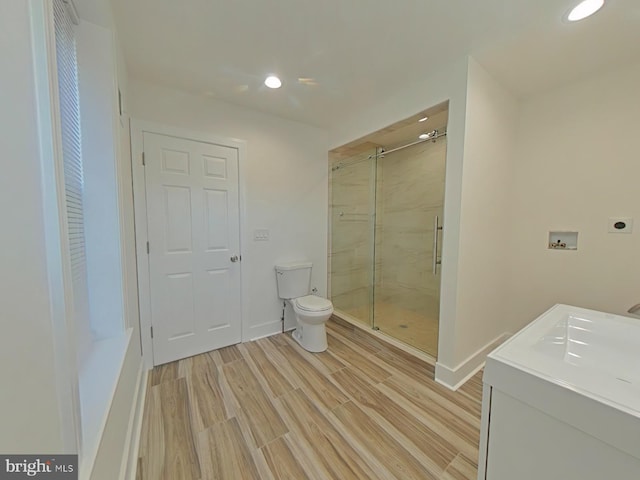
477,304 -> 640,480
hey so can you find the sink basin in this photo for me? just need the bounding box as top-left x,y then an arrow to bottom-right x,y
534,310 -> 640,383
490,304 -> 640,417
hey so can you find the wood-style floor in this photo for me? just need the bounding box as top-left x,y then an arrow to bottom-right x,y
136,317 -> 484,480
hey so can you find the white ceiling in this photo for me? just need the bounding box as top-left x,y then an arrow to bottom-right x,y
107,0 -> 640,129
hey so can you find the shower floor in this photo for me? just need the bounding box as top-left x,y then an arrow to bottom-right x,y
339,302 -> 439,357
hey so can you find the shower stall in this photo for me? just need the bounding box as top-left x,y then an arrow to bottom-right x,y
329,120 -> 447,358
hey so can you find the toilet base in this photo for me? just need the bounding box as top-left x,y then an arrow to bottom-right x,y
292,323 -> 327,352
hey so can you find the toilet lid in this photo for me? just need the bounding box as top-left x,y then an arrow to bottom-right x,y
295,295 -> 333,312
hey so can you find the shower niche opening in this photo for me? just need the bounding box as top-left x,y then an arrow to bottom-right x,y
329,102 -> 448,357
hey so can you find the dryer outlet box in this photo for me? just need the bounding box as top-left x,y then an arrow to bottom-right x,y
608,218 -> 633,234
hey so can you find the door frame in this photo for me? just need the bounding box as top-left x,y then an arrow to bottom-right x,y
131,119 -> 248,370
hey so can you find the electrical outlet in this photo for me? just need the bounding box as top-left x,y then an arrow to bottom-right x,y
608,218 -> 633,234
254,229 -> 270,241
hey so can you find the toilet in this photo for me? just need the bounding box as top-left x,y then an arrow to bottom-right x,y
275,261 -> 333,352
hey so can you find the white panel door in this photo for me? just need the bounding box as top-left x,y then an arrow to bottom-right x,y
143,132 -> 241,365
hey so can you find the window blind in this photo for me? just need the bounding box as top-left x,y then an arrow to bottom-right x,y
53,0 -> 92,353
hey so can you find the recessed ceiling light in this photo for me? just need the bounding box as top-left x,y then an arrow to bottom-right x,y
419,133 -> 430,140
418,116 -> 429,122
265,75 -> 282,89
567,0 -> 604,22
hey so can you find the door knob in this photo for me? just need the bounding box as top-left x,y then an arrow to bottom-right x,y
230,255 -> 239,263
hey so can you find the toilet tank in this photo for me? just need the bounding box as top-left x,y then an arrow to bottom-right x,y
275,261 -> 312,299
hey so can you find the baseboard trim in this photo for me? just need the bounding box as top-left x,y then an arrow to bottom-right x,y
121,364 -> 148,480
247,320 -> 285,341
435,333 -> 510,391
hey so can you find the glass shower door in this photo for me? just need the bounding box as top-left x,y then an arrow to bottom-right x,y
372,138 -> 447,357
329,150 -> 376,327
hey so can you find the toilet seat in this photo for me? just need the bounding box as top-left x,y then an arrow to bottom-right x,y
294,295 -> 332,312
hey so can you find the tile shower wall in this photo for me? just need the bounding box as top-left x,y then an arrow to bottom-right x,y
375,138 -> 446,321
330,151 -> 374,323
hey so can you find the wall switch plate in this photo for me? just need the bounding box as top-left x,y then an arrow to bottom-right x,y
608,217 -> 633,233
254,229 -> 270,241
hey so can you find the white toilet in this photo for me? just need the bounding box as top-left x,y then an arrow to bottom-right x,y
275,261 -> 333,352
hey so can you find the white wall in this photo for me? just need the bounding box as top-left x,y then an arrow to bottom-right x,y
77,19 -> 125,339
0,0 -> 67,452
452,59 -> 519,368
129,80 -> 329,339
115,51 -> 140,340
508,61 -> 640,330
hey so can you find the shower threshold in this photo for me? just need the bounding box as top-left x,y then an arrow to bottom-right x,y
331,309 -> 437,366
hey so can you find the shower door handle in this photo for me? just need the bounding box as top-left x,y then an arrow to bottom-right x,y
432,216 -> 443,274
